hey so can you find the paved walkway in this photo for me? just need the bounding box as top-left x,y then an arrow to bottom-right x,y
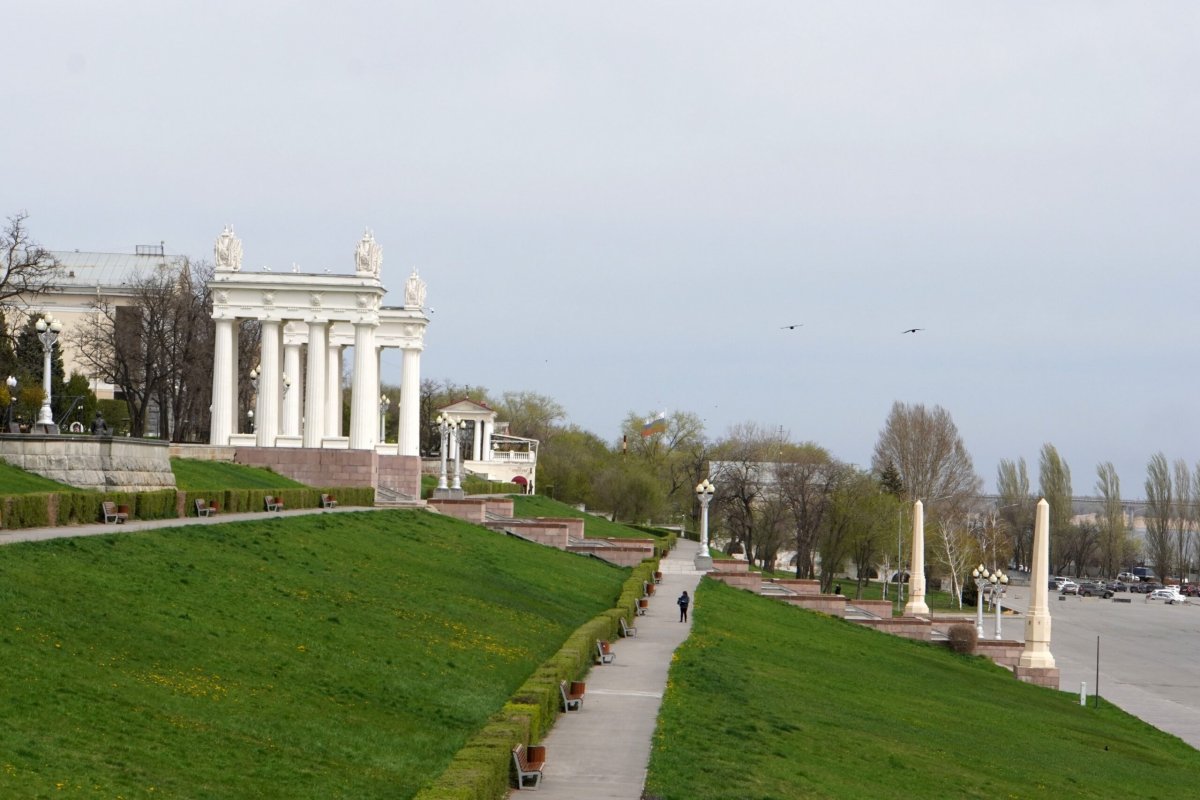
514,539 -> 703,799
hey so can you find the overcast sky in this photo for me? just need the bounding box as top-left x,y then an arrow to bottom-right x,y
4,2 -> 1198,495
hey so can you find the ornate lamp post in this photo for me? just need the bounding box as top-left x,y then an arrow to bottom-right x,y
5,375 -> 16,431
379,394 -> 390,443
990,568 -> 1009,640
451,419 -> 467,492
694,478 -> 715,572
248,366 -> 259,434
971,564 -> 990,637
435,413 -> 451,491
35,316 -> 63,431
247,409 -> 255,433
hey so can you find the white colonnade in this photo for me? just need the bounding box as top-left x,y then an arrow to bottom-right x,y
208,226 -> 428,454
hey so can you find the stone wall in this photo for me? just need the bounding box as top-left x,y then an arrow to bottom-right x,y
428,498 -> 488,524
769,578 -> 821,595
780,594 -> 847,618
0,435 -> 174,492
231,447 -> 420,496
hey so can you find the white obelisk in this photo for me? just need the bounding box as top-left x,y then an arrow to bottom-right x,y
904,500 -> 929,615
1019,498 -> 1056,669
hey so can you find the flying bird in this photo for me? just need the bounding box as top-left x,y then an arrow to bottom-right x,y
901,328 -> 924,334
780,324 -> 803,330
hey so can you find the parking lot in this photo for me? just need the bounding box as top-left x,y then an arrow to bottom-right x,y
1000,585 -> 1200,748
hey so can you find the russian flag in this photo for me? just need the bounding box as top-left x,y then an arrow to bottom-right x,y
640,413 -> 668,437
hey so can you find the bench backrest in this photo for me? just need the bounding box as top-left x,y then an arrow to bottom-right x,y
103,501 -> 116,512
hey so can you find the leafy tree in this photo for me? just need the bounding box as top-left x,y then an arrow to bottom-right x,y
418,378 -> 492,456
1038,444 -> 1073,574
997,458 -> 1035,569
620,409 -> 709,519
1172,459 -> 1193,580
592,460 -> 663,524
878,460 -> 904,497
1095,462 -> 1130,577
496,390 -> 566,445
1144,453 -> 1173,580
536,426 -> 612,506
61,372 -> 98,431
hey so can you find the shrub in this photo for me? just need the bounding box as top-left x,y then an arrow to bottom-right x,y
947,623 -> 978,654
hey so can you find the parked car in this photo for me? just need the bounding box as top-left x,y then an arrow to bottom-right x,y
1050,577 -> 1072,591
1116,571 -> 1139,583
1105,581 -> 1129,592
1059,581 -> 1080,595
1148,588 -> 1186,604
1182,584 -> 1200,597
1079,581 -> 1114,598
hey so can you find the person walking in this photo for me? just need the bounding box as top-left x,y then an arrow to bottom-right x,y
677,590 -> 690,622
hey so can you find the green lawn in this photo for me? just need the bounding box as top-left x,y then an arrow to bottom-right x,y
512,495 -> 664,540
0,460 -> 74,493
645,579 -> 1200,799
0,510 -> 627,798
171,458 -> 308,490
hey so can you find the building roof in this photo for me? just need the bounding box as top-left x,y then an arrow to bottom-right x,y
50,248 -> 183,290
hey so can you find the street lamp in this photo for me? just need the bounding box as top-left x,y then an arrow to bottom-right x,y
971,564 -> 1007,638
989,568 -> 1009,640
247,409 -> 255,433
695,479 -> 715,571
34,316 -> 63,431
451,419 -> 467,492
379,394 -> 390,442
435,413 -> 452,491
4,375 -> 16,432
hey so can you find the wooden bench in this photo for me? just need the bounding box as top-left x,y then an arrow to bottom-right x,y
512,743 -> 546,790
320,493 -> 338,509
619,617 -> 637,638
595,639 -> 615,665
559,679 -> 585,711
101,501 -> 128,524
264,495 -> 284,512
195,499 -> 217,517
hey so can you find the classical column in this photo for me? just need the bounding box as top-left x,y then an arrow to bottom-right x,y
1019,499 -> 1056,669
282,339 -> 301,437
256,320 -> 281,446
472,420 -> 483,461
398,345 -> 422,456
210,317 -> 235,445
326,341 -> 342,437
481,419 -> 492,461
904,500 -> 930,616
303,321 -> 327,448
349,321 -> 378,449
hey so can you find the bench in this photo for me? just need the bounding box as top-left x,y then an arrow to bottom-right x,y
512,744 -> 546,790
595,639 -> 615,665
320,493 -> 338,509
264,495 -> 284,512
101,501 -> 128,524
559,679 -> 585,711
619,617 -> 637,638
195,499 -> 217,517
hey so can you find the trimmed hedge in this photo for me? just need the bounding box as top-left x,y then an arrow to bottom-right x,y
0,486 -> 377,528
413,559 -> 659,800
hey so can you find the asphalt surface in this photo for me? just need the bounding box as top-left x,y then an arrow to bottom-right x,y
998,584 -> 1200,748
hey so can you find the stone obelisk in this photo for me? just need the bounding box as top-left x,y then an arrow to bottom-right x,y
1016,498 -> 1060,688
904,500 -> 929,616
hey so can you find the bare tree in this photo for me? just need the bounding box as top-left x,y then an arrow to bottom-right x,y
871,401 -> 982,512
776,452 -> 839,579
996,458 -> 1035,569
930,518 -> 977,610
709,422 -> 776,563
0,212 -> 59,308
1172,459 -> 1193,580
1038,444 -> 1073,574
1144,452 -> 1174,580
1096,462 -> 1129,577
70,258 -> 215,439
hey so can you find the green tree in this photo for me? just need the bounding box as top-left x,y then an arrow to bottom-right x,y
1095,462 -> 1129,577
1145,453 -> 1174,580
997,458 -> 1035,570
619,409 -> 709,519
536,426 -> 613,506
1038,444 -> 1073,574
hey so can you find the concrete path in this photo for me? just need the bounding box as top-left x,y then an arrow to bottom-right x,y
514,539 -> 703,799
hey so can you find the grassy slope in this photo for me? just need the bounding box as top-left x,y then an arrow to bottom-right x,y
0,460 -> 75,493
512,495 -> 662,540
0,511 -> 627,798
646,580 -> 1200,799
171,458 -> 308,490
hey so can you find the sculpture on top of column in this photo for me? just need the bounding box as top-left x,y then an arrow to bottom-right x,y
355,229 -> 382,278
214,225 -> 243,272
404,269 -> 427,310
